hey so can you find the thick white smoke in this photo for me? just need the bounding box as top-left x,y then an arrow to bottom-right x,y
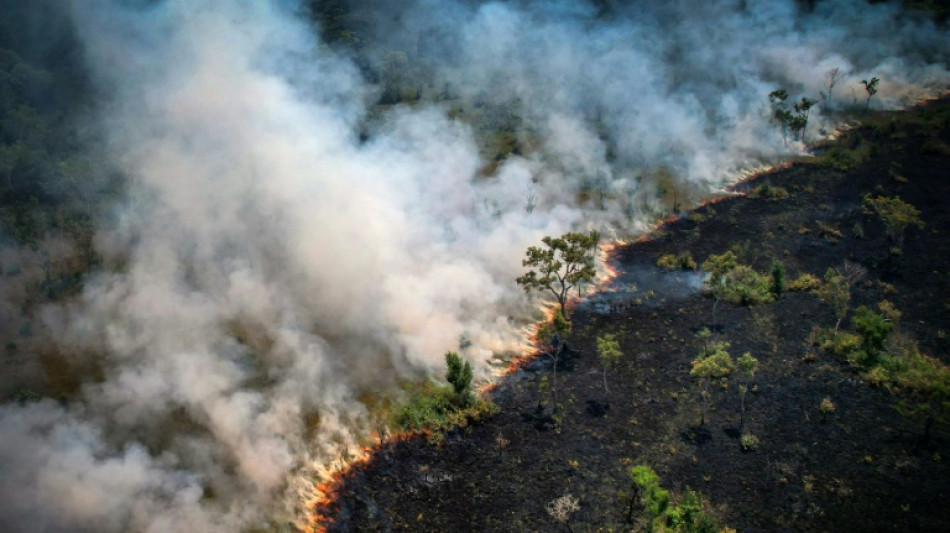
0,0 -> 946,531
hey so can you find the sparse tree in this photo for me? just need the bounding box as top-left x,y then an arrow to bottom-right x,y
817,267 -> 850,338
852,305 -> 893,368
597,333 -> 623,400
791,97 -> 814,141
861,77 -> 880,111
517,230 -> 600,320
736,352 -> 759,429
628,465 -> 669,525
691,337 -> 734,426
536,309 -> 572,409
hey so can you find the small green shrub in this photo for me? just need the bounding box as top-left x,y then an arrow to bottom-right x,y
629,465 -> 724,532
856,334 -> 950,443
750,184 -> 790,201
376,355 -> 486,443
862,194 -> 924,252
816,221 -> 844,243
852,305 -> 894,367
721,265 -> 773,305
658,252 -> 698,271
820,398 -> 836,416
815,141 -> 871,170
788,273 -> 821,292
740,433 -> 760,451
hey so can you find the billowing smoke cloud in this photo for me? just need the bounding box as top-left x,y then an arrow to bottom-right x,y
0,0 -> 946,531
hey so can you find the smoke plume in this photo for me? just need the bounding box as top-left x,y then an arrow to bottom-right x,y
0,0 -> 946,530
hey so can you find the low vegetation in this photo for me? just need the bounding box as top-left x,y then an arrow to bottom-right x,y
657,252 -> 698,271
628,465 -> 725,532
392,351 -> 498,444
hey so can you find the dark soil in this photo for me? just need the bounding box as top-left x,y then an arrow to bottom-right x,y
319,98 -> 950,532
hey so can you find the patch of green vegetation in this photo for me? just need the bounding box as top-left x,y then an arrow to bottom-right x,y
862,194 -> 924,253
657,252 -> 698,271
691,330 -> 734,427
816,221 -> 844,243
788,272 -> 821,292
812,134 -> 872,170
749,183 -> 790,201
628,465 -> 725,532
809,326 -> 861,358
808,298 -> 950,442
392,352 -> 498,443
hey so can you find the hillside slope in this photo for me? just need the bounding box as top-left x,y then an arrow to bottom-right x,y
320,100 -> 950,532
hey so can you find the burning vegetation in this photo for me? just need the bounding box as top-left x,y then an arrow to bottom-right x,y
2,1 -> 950,532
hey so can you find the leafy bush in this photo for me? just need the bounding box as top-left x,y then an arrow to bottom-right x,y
815,137 -> 871,170
824,332 -> 861,357
750,184 -> 790,201
862,194 -> 924,252
851,305 -> 894,367
858,337 -> 950,442
395,382 -> 498,435
721,265 -> 773,305
393,353 -> 498,439
629,465 -> 723,533
788,273 -> 821,292
445,351 -> 474,406
658,252 -> 698,271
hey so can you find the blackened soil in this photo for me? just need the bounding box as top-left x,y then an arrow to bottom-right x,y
321,98 -> 950,532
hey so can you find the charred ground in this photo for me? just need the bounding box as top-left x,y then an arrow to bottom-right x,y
321,99 -> 950,532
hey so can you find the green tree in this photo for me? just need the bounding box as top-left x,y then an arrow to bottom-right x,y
861,77 -> 880,111
629,465 -> 670,525
701,250 -> 738,328
517,230 -> 600,320
627,465 -> 722,532
444,351 -> 473,407
862,194 -> 924,254
769,260 -> 785,299
851,305 -> 893,368
691,339 -> 734,426
596,333 -> 623,400
736,352 -> 759,429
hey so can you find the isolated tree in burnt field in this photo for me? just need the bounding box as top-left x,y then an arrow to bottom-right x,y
517,230 -> 600,321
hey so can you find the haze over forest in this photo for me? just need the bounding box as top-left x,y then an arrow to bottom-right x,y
0,1 -> 947,531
